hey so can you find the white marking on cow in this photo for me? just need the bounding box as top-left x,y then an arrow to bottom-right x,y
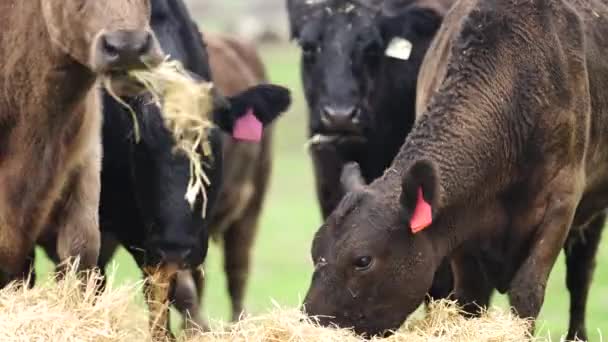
385,37 -> 413,61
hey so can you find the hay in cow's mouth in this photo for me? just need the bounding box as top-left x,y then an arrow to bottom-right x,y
104,58 -> 215,218
304,133 -> 367,150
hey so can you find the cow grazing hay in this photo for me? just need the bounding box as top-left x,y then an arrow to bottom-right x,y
0,265 -> 546,341
0,263 -> 148,342
106,59 -> 215,217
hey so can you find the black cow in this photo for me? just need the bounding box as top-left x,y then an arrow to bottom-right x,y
303,0 -> 608,340
287,0 -> 451,218
287,0 -> 454,302
95,0 -> 290,336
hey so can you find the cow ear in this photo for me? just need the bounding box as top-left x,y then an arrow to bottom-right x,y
378,7 -> 442,41
409,7 -> 443,37
212,84 -> 291,133
286,0 -> 326,39
400,160 -> 440,234
341,162 -> 366,193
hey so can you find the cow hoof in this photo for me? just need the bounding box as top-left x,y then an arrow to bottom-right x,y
183,317 -> 210,334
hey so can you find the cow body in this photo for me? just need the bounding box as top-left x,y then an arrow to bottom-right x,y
303,0 -> 608,339
0,0 -> 161,285
204,33 -> 275,324
94,0 -> 289,336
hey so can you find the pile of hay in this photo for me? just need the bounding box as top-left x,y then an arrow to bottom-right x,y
194,302 -> 537,342
0,265 -> 148,342
0,267 -> 547,342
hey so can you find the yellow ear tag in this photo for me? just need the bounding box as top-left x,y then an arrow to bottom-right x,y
385,37 -> 413,61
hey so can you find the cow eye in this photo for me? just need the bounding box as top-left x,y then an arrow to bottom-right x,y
354,256 -> 373,270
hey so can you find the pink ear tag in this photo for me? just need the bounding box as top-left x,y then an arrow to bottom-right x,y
232,108 -> 263,142
410,187 -> 433,233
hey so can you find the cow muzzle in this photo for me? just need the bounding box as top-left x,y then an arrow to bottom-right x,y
92,29 -> 163,96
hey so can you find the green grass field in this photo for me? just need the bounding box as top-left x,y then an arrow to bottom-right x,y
34,43 -> 608,340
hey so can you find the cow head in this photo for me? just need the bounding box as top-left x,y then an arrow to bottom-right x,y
116,0 -> 291,271
41,0 -> 164,93
302,162 -> 445,337
287,0 -> 443,145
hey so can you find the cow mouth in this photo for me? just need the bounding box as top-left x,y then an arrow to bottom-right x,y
306,133 -> 367,149
103,70 -> 147,97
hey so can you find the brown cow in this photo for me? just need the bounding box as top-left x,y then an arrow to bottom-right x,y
205,33 -> 273,323
303,0 -> 608,340
0,1 -> 162,285
170,32 -> 276,331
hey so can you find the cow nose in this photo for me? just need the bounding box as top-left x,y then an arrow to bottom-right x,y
94,29 -> 162,72
321,105 -> 361,131
149,245 -> 194,269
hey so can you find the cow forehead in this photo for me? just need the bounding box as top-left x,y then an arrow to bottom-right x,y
319,14 -> 376,49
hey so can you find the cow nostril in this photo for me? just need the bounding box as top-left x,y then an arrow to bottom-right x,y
101,36 -> 119,59
322,106 -> 358,121
137,33 -> 153,56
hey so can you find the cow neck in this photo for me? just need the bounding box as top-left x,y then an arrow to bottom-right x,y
372,92 -> 520,228
0,0 -> 97,133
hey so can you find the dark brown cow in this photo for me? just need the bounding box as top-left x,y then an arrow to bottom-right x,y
170,32 -> 277,331
303,0 -> 608,340
0,0 -> 162,285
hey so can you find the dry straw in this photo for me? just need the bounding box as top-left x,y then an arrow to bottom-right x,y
191,301 -> 540,342
0,265 -> 551,342
0,263 -> 148,342
105,59 -> 215,217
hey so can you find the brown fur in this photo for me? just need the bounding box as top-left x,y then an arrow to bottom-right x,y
206,33 -> 273,323
173,33 -> 275,330
303,0 -> 608,339
0,0 -> 152,283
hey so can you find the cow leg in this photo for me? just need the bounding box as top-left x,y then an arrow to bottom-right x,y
450,249 -> 493,317
426,257 -> 455,303
223,211 -> 259,322
53,149 -> 101,275
564,214 -> 605,341
508,177 -> 578,333
0,249 -> 35,288
172,269 -> 208,333
223,144 -> 272,322
96,233 -> 120,293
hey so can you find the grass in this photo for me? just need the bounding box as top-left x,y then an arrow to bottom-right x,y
33,43 -> 608,341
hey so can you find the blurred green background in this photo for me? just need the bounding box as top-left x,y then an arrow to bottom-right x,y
35,2 -> 608,340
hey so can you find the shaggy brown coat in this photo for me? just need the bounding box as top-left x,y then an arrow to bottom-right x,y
0,0 -> 153,283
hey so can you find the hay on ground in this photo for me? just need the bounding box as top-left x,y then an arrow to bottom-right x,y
191,301 -> 537,342
0,263 -> 148,342
0,265 -> 549,342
